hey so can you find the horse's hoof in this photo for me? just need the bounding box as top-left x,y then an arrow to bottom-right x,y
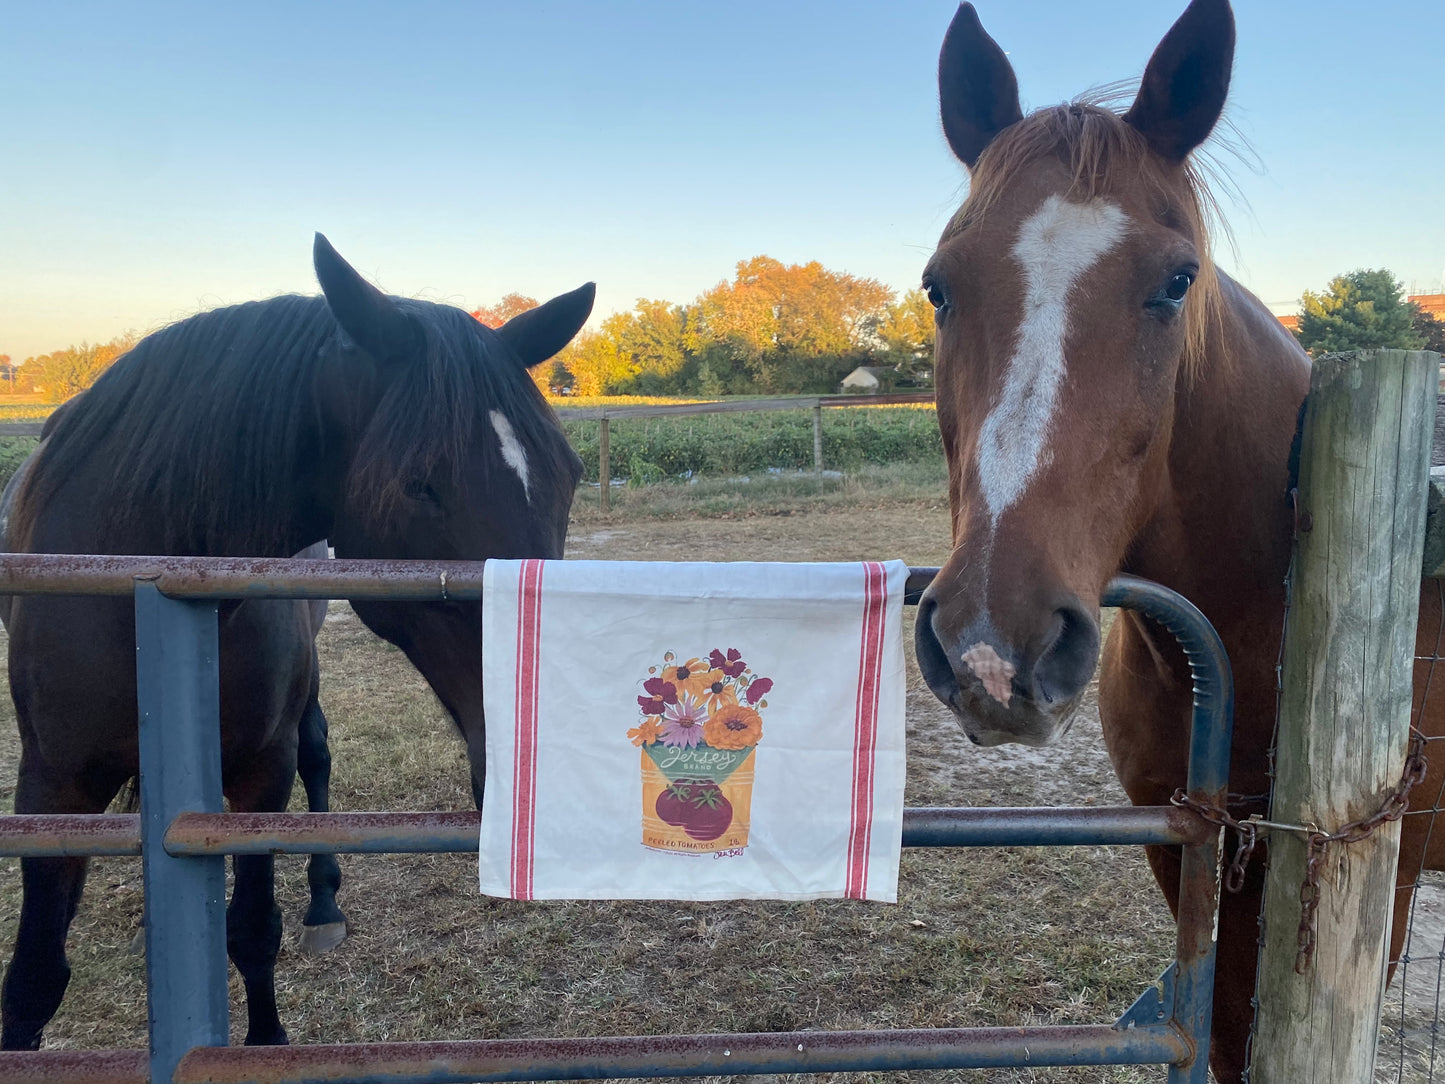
0,1026 -> 44,1051
127,928 -> 146,956
298,920 -> 347,955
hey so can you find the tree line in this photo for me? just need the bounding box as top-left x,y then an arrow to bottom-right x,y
1,335 -> 139,398
7,266 -> 1440,404
474,256 -> 935,397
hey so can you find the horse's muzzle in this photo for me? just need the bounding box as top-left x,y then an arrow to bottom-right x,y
914,591 -> 1098,746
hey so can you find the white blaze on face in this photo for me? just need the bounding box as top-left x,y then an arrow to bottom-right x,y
489,409 -> 531,501
976,194 -> 1128,523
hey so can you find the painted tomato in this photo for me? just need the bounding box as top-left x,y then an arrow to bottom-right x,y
655,782 -> 695,826
683,785 -> 734,841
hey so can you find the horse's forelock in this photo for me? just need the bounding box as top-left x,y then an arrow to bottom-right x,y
345,302 -> 567,521
943,98 -> 1226,381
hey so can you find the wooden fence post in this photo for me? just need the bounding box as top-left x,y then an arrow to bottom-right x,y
813,403 -> 824,474
599,416 -> 610,512
1250,350 -> 1438,1082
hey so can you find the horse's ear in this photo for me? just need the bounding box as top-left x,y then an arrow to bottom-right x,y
938,3 -> 1023,170
497,282 -> 596,370
1124,0 -> 1235,163
313,233 -> 420,362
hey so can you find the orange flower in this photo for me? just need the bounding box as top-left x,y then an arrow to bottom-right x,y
697,670 -> 737,715
703,704 -> 763,750
658,658 -> 712,699
628,717 -> 663,746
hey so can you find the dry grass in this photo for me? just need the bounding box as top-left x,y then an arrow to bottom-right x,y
0,473 -> 1188,1082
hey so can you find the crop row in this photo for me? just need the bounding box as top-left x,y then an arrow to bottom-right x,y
562,407 -> 942,484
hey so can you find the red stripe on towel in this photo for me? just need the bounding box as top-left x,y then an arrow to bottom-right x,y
510,559 -> 545,899
846,561 -> 888,899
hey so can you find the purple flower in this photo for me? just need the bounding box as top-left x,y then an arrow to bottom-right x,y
638,678 -> 678,715
659,695 -> 707,748
709,648 -> 746,678
744,677 -> 773,705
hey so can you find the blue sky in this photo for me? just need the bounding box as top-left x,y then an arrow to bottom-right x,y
2,0 -> 1441,360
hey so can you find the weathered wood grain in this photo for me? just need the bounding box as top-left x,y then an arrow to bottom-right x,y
1251,350 -> 1437,1082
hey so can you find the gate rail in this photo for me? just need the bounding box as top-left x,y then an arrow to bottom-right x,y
0,557 -> 1233,1084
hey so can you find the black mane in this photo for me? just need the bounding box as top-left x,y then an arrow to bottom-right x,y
14,294 -> 567,556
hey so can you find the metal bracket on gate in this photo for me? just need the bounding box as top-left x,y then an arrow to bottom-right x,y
1114,964 -> 1177,1031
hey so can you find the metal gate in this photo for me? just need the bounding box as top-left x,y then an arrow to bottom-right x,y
0,555 -> 1232,1083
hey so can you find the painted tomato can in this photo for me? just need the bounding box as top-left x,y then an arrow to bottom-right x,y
640,745 -> 755,854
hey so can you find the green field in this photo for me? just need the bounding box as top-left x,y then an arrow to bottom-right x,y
565,406 -> 941,484
0,403 -> 945,493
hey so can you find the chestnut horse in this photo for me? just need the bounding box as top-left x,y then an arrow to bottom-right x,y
1,236 -> 591,1050
914,2 -> 1443,1080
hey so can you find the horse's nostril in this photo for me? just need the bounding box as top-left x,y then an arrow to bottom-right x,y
1031,601 -> 1100,705
913,594 -> 960,703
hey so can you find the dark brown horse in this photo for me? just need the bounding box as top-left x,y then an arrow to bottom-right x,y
0,235 -> 591,1050
913,2 -> 1444,1080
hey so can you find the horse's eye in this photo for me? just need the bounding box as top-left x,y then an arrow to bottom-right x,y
924,279 -> 948,312
1148,270 -> 1197,313
1164,273 -> 1194,302
404,480 -> 440,506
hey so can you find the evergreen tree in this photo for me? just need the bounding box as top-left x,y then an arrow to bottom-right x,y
1295,269 -> 1424,357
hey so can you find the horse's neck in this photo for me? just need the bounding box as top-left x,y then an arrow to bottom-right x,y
1125,273 -> 1312,632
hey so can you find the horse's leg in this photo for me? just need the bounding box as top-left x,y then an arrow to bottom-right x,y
225,764 -> 294,1047
1,857 -> 89,1050
466,727 -> 486,812
1,759 -> 123,1050
296,679 -> 346,955
1143,842 -> 1260,1084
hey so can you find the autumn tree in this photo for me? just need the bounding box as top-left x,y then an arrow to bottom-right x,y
470,293 -> 539,328
24,334 -> 137,399
1295,269 -> 1424,357
689,257 -> 894,393
607,300 -> 692,395
558,313 -> 642,397
877,289 -> 935,383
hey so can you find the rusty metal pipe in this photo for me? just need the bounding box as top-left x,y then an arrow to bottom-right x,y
0,556 -> 941,605
0,1049 -> 147,1084
0,805 -> 1208,859
0,555 -> 487,601
159,805 -> 1207,857
173,1024 -> 1190,1083
0,814 -> 141,857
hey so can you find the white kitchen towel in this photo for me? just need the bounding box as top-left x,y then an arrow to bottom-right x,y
478,559 -> 907,902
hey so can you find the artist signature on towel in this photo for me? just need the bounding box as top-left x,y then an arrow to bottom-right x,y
713,848 -> 745,859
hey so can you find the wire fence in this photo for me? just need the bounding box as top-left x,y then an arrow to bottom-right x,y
1380,577 -> 1445,1083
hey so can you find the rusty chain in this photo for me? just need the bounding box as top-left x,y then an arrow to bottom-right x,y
1170,728 -> 1430,973
1170,789 -> 1260,894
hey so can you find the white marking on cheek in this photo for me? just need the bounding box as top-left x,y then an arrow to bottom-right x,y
489,409 -> 531,501
961,642 -> 1016,706
977,195 -> 1128,523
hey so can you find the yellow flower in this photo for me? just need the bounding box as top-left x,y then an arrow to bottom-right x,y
628,717 -> 663,746
698,671 -> 738,715
658,658 -> 712,700
703,704 -> 763,750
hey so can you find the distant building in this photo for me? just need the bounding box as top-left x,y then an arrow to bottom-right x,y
1278,314 -> 1301,334
1410,294 -> 1445,319
840,366 -> 890,392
